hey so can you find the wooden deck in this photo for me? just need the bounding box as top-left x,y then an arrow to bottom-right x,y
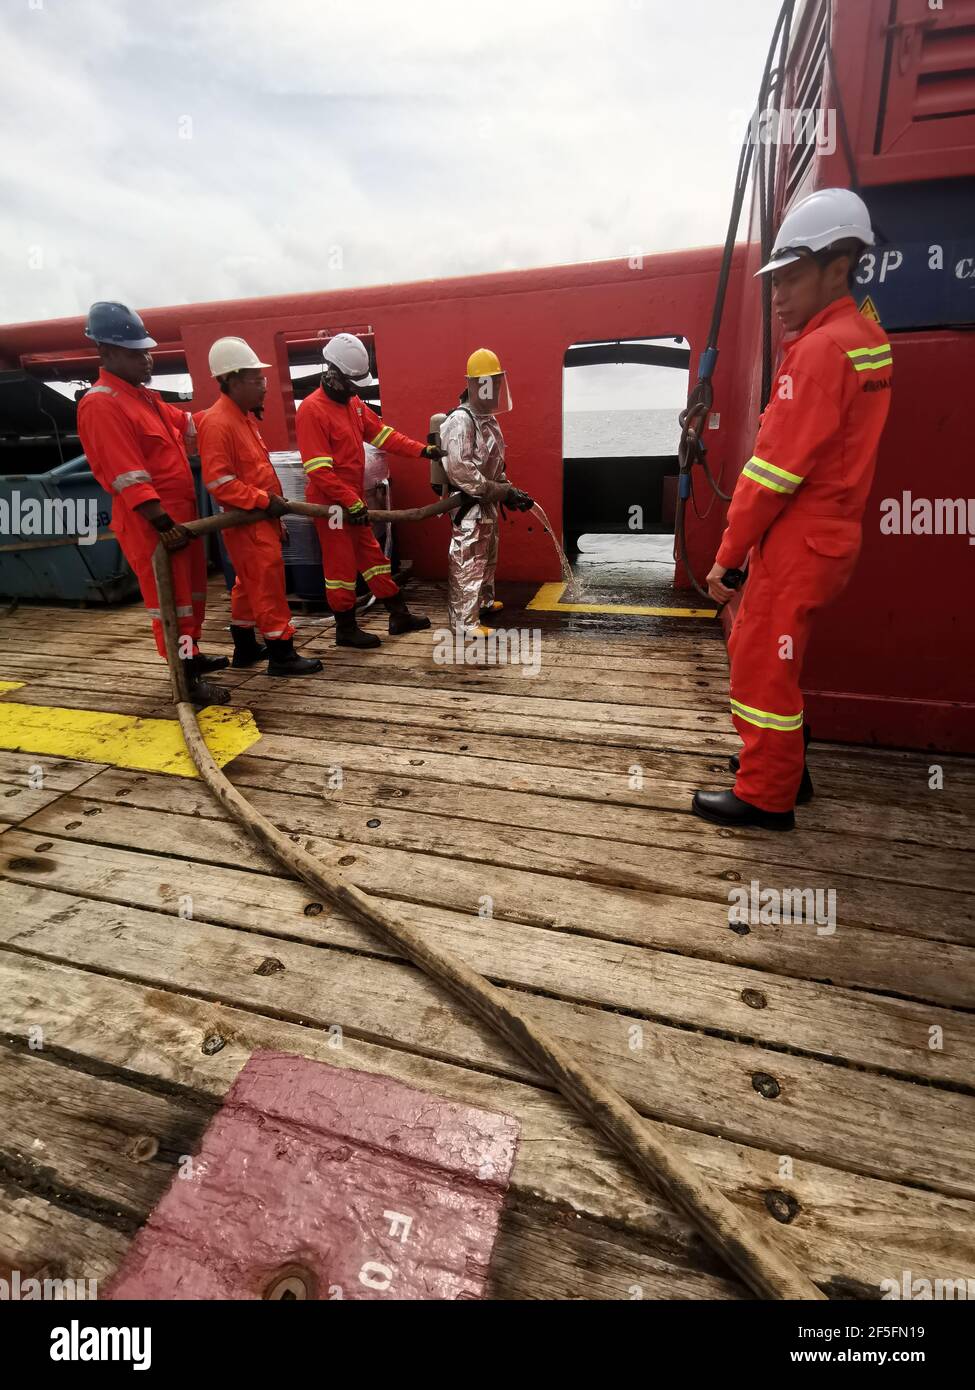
1,576 -> 973,1300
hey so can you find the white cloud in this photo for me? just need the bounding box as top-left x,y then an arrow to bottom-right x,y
0,0 -> 782,325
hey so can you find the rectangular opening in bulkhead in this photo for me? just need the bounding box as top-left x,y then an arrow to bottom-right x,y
561,336 -> 690,603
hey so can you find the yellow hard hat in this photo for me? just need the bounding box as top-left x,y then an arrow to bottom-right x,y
466,347 -> 502,377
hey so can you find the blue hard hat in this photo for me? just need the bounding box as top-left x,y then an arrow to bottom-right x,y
84,301 -> 157,349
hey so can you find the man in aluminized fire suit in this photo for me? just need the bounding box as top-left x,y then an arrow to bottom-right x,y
440,348 -> 533,636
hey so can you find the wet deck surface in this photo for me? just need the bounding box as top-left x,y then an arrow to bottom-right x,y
1,573 -> 973,1300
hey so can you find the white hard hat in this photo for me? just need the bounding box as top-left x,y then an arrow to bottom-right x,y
208,336 -> 270,377
755,187 -> 875,276
322,332 -> 371,384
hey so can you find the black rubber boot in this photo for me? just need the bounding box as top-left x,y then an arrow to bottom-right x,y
265,637 -> 323,677
729,724 -> 813,803
181,660 -> 230,707
334,610 -> 381,649
230,625 -> 268,669
188,651 -> 229,675
691,789 -> 795,832
384,593 -> 431,635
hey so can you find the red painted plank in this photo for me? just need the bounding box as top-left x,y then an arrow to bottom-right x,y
106,1053 -> 519,1301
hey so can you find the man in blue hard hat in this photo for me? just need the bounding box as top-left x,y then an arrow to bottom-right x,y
76,301 -> 229,705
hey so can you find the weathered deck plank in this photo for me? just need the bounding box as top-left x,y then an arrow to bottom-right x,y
0,578 -> 972,1299
3,885 -> 974,1197
3,955 -> 974,1293
5,829 -> 971,1007
18,792 -> 972,943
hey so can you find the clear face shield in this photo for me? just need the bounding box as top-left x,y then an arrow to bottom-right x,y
466,370 -> 512,417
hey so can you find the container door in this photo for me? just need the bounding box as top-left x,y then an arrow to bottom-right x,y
878,0 -> 975,167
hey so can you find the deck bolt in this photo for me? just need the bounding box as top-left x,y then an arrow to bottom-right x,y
763,1189 -> 800,1224
263,1265 -> 315,1300
741,989 -> 767,1009
128,1135 -> 159,1163
338,855 -> 356,866
752,1072 -> 780,1099
729,921 -> 751,936
202,1033 -> 226,1055
33,842 -> 53,852
724,870 -> 741,882
304,903 -> 324,917
366,818 -> 381,828
254,957 -> 285,977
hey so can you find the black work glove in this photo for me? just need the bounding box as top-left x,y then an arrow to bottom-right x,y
344,503 -> 371,526
150,511 -> 193,552
265,494 -> 290,518
422,443 -> 445,461
505,486 -> 535,512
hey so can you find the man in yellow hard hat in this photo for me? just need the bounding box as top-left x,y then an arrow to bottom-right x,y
440,348 -> 533,636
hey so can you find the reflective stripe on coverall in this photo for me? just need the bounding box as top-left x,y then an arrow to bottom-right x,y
441,409 -> 508,632
715,296 -> 893,810
76,369 -> 205,658
295,386 -> 426,612
197,393 -> 295,640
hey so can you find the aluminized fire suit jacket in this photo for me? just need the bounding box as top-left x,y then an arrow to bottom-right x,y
440,407 -> 508,631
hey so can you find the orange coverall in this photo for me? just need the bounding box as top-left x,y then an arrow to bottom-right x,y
295,386 -> 425,612
715,295 -> 893,810
197,394 -> 294,641
77,370 -> 205,658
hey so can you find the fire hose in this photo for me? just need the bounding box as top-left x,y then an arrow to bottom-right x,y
149,508 -> 823,1302
185,490 -> 467,537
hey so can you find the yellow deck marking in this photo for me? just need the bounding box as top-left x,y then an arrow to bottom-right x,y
527,582 -> 715,618
0,686 -> 260,778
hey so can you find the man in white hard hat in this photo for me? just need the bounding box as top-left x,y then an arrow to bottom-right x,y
198,337 -> 322,677
295,332 -> 442,648
693,188 -> 893,831
440,348 -> 533,636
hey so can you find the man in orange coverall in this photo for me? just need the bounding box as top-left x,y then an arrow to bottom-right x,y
295,332 -> 444,648
198,337 -> 321,677
76,301 -> 229,707
693,189 -> 893,832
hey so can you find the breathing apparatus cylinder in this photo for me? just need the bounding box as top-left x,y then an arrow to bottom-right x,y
428,412 -> 448,495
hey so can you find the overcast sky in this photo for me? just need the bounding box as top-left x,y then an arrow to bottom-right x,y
2,0 -> 782,329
